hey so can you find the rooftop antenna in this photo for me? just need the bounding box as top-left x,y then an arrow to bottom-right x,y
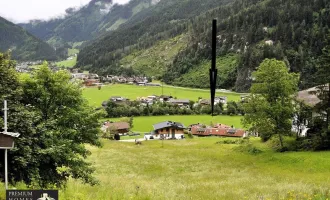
210,19 -> 218,116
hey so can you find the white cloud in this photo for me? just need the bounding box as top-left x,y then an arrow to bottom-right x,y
0,0 -> 130,23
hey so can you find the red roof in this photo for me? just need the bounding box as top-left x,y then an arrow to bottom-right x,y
214,124 -> 231,129
191,125 -> 245,137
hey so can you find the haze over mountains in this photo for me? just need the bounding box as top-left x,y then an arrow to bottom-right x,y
19,0 -> 157,48
0,0 -> 329,91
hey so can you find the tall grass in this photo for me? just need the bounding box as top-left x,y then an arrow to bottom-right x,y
1,138 -> 330,199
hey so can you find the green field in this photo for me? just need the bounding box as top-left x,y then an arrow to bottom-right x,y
106,115 -> 242,132
68,48 -> 79,56
23,137 -> 328,199
56,57 -> 77,68
83,84 -> 243,107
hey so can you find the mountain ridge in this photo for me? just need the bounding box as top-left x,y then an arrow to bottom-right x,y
0,16 -> 57,61
18,0 -> 156,48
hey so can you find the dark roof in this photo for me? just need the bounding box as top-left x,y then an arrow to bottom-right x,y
169,99 -> 190,104
153,121 -> 186,130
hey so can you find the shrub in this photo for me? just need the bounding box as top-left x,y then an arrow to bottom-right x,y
184,130 -> 194,138
268,136 -> 298,152
235,144 -> 263,155
216,138 -> 248,145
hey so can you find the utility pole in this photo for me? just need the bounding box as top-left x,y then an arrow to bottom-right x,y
1,100 -> 20,190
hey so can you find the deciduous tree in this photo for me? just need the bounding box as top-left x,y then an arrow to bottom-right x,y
0,59 -> 103,188
243,59 -> 299,149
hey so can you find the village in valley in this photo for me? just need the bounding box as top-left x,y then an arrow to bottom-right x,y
1,0 -> 330,199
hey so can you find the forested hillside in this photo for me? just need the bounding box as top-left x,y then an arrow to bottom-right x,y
166,0 -> 330,91
77,0 -> 330,92
76,0 -> 233,73
0,17 -> 57,61
19,0 -> 154,48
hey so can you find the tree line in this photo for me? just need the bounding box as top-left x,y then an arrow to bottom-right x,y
105,99 -> 244,118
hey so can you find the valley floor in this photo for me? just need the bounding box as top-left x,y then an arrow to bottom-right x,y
82,84 -> 243,107
57,138 -> 330,199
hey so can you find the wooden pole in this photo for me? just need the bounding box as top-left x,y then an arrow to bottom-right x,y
5,149 -> 8,190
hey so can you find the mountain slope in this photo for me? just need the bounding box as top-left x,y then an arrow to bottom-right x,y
119,34 -> 188,78
76,0 -> 233,70
19,0 -> 153,48
0,17 -> 57,61
77,0 -> 330,92
166,0 -> 330,91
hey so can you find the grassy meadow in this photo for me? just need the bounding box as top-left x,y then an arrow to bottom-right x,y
47,137 -> 330,199
83,84 -> 243,107
106,115 -> 242,132
2,137 -> 330,199
56,57 -> 77,68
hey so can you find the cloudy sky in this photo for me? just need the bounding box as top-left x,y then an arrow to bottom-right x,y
0,0 -> 130,23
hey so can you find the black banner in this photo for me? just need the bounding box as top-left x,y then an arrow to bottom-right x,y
6,190 -> 58,200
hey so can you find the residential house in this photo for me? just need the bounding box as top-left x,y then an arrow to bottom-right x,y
84,79 -> 99,86
190,124 -> 246,137
199,99 -> 211,106
137,97 -> 154,106
72,73 -> 89,80
88,73 -> 99,79
215,96 -> 227,104
159,95 -> 172,102
152,121 -> 186,139
293,84 -> 329,137
102,122 -> 130,134
110,96 -> 125,102
169,99 -> 190,108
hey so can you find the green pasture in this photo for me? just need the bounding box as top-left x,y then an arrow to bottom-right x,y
68,48 -> 79,56
56,57 -> 77,68
2,136 -> 330,199
83,84 -> 243,107
55,138 -> 330,199
106,115 -> 243,132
